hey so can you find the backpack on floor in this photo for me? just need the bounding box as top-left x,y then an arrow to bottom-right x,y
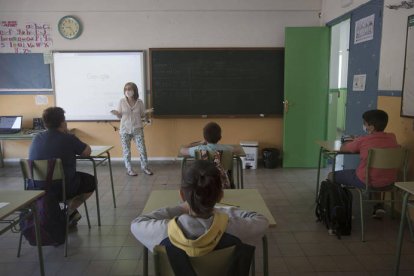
19,159 -> 66,246
315,179 -> 352,239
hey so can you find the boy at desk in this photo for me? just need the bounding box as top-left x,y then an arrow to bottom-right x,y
180,121 -> 233,156
180,122 -> 234,188
328,109 -> 399,219
29,107 -> 96,227
131,160 -> 268,264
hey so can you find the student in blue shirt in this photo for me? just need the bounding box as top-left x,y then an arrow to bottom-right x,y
29,107 -> 96,227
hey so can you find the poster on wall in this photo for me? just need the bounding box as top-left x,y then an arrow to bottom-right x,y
354,14 -> 375,44
352,74 -> 366,91
0,21 -> 53,53
401,15 -> 414,117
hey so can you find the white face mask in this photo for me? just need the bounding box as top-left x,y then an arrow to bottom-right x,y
362,124 -> 368,133
125,90 -> 134,98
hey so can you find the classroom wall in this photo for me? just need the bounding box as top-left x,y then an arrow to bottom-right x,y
0,0 -> 321,160
322,0 -> 414,177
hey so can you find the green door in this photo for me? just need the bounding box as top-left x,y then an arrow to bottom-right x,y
283,27 -> 330,167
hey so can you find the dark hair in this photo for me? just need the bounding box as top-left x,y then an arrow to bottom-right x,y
203,122 -> 222,144
181,160 -> 222,217
362,109 -> 388,131
42,107 -> 65,129
124,82 -> 139,100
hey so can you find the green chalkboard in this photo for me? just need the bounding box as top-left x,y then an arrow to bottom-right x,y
150,48 -> 284,117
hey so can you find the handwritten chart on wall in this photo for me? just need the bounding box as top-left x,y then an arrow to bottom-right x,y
150,48 -> 284,117
401,15 -> 414,117
53,51 -> 145,121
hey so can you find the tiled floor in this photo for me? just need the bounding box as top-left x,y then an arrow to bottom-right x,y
1,161 -> 414,275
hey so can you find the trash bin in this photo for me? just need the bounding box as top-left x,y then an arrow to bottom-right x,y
262,148 -> 280,168
240,141 -> 259,169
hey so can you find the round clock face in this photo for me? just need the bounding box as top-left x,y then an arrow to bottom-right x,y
58,16 -> 82,39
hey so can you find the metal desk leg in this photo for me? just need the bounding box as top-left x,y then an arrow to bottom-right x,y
106,152 -> 116,208
32,202 -> 45,276
316,146 -> 323,202
90,158 -> 101,226
181,157 -> 187,178
263,235 -> 268,276
143,246 -> 148,276
0,141 -> 4,168
236,156 -> 244,189
394,191 -> 409,276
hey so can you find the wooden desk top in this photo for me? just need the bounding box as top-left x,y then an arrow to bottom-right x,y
395,182 -> 414,194
0,190 -> 45,220
0,130 -> 38,140
178,144 -> 246,158
142,189 -> 276,226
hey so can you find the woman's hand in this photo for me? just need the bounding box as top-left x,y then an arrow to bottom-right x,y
110,110 -> 121,118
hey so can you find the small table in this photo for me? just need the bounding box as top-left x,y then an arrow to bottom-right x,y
76,145 -> 116,226
140,189 -> 276,276
178,144 -> 246,189
0,130 -> 37,167
394,182 -> 414,276
315,140 -> 355,201
0,190 -> 45,276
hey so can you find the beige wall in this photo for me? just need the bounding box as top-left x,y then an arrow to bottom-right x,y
0,94 -> 282,160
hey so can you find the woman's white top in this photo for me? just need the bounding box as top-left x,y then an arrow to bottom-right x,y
117,98 -> 145,134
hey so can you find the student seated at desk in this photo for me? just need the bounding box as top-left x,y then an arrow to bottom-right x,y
130,160 -> 268,255
180,122 -> 235,188
327,109 -> 399,219
29,107 -> 96,227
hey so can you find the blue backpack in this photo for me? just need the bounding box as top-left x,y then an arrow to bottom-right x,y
19,159 -> 66,246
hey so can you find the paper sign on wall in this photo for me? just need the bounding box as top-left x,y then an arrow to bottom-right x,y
354,14 -> 375,44
353,74 -> 366,91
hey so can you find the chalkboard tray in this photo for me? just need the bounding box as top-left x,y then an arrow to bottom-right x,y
150,48 -> 284,117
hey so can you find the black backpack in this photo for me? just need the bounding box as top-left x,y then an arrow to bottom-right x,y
315,179 -> 352,239
19,159 -> 66,246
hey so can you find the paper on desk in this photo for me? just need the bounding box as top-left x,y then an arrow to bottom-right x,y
0,202 -> 10,208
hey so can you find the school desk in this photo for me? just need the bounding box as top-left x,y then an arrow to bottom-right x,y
0,190 -> 45,276
141,189 -> 276,276
315,140 -> 356,202
76,145 -> 116,226
0,130 -> 35,167
394,182 -> 414,276
178,144 -> 246,189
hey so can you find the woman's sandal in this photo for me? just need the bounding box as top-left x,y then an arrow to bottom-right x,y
127,170 -> 138,176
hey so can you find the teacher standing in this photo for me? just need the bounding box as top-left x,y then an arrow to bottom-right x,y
111,82 -> 153,176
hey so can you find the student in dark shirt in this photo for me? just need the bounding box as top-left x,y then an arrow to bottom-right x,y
29,107 -> 96,227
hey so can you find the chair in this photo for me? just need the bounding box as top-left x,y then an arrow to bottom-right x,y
18,158 -> 91,257
153,244 -> 255,276
345,147 -> 409,242
194,149 -> 243,189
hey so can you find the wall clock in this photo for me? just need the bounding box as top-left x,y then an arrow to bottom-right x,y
58,16 -> 82,39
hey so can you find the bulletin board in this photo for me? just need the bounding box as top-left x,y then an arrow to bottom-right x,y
0,53 -> 52,94
401,15 -> 414,117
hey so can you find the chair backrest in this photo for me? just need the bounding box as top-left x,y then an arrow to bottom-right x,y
153,245 -> 236,276
194,149 -> 233,171
365,147 -> 409,189
20,158 -> 66,199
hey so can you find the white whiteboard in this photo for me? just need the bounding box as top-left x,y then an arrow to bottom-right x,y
402,15 -> 414,117
53,51 -> 145,121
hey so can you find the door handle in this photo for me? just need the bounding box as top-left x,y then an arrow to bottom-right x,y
283,100 -> 289,113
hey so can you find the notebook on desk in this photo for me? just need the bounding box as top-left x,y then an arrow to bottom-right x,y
0,116 -> 22,134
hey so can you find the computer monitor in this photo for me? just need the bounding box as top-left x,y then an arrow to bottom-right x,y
0,116 -> 22,134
